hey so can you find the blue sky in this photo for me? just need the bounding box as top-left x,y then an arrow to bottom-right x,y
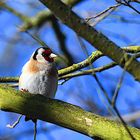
0,0 -> 140,140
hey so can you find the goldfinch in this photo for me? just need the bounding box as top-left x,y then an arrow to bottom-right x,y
19,47 -> 58,122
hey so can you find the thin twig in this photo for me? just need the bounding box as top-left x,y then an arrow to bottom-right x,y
112,70 -> 126,107
24,31 -> 64,61
116,0 -> 140,14
51,17 -> 74,65
6,115 -> 22,128
77,36 -> 116,115
113,106 -> 136,140
58,78 -> 70,85
34,121 -> 37,140
110,110 -> 140,123
25,31 -> 49,48
85,3 -> 121,22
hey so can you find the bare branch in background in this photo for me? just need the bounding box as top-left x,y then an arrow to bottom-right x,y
0,1 -> 84,31
110,110 -> 140,123
0,1 -> 29,21
85,3 -> 121,26
6,115 -> 22,128
111,70 -> 126,107
116,0 -> 140,14
51,17 -> 74,66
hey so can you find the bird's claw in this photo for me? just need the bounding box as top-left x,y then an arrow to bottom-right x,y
21,88 -> 28,92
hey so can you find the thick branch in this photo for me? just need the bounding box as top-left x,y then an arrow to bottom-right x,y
0,84 -> 140,139
39,0 -> 140,81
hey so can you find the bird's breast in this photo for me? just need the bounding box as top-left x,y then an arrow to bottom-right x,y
19,69 -> 58,98
19,60 -> 58,98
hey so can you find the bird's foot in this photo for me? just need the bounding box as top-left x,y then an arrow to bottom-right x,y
21,88 -> 28,92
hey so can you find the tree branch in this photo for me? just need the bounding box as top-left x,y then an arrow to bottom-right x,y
0,84 -> 140,139
85,3 -> 121,26
59,52 -> 140,80
59,45 -> 140,77
20,0 -> 83,31
0,0 -> 83,31
39,0 -> 140,81
0,46 -> 140,82
0,1 -> 29,22
59,51 -> 103,76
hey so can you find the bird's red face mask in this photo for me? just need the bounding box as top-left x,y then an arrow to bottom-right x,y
42,49 -> 57,63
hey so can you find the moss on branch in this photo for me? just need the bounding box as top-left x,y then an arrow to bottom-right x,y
59,62 -> 117,80
58,46 -> 140,77
0,84 -> 140,139
59,50 -> 140,80
59,51 -> 103,76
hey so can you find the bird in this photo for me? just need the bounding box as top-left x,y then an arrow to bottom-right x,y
6,47 -> 58,140
19,47 -> 58,122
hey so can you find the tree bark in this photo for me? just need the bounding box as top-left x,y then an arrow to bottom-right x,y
0,85 -> 140,140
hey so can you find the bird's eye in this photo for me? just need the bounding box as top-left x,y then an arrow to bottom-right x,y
42,52 -> 48,57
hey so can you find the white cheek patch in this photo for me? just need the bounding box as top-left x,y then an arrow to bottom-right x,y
36,48 -> 48,63
36,54 -> 46,63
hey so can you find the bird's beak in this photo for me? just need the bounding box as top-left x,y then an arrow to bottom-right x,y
50,53 -> 57,58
